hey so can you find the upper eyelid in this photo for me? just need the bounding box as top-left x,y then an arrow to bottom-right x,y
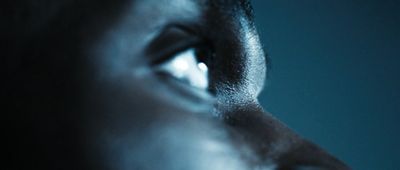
165,23 -> 205,37
146,24 -> 206,65
151,39 -> 204,66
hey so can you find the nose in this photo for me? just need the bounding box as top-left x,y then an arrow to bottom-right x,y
223,105 -> 350,170
207,6 -> 349,168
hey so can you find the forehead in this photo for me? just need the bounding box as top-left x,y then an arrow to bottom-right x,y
80,0 -> 257,65
108,0 -> 254,27
5,0 -> 253,35
80,0 -> 254,27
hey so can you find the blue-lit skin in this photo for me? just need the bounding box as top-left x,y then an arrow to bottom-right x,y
4,0 -> 349,170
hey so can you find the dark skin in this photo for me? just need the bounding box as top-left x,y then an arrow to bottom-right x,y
4,0 -> 349,169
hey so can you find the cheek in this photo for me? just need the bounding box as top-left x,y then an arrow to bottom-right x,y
80,77 -> 250,170
92,115 -> 250,170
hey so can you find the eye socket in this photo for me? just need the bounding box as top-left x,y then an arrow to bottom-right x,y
154,45 -> 213,91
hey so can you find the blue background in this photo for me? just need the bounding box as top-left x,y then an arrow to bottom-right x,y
252,0 -> 399,169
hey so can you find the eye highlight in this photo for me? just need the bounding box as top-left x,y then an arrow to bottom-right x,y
155,47 -> 211,90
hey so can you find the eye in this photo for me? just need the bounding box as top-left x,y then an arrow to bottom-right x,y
154,46 -> 212,90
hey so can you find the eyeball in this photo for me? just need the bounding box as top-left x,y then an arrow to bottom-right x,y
155,48 -> 209,90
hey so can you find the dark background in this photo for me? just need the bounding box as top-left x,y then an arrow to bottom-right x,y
252,0 -> 399,169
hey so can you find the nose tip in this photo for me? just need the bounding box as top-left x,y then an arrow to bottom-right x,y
276,141 -> 350,170
281,145 -> 350,170
222,106 -> 350,170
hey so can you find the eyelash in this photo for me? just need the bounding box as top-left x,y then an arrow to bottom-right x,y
151,42 -> 207,64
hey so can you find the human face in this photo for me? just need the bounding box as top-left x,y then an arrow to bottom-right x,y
7,0 -> 348,169
78,1 -> 266,169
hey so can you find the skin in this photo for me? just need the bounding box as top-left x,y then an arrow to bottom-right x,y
4,0 -> 349,169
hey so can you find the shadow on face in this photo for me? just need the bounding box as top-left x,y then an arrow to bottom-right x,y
4,0 -> 349,169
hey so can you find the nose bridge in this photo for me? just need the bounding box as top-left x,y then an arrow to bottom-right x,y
237,16 -> 267,98
207,10 -> 266,110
